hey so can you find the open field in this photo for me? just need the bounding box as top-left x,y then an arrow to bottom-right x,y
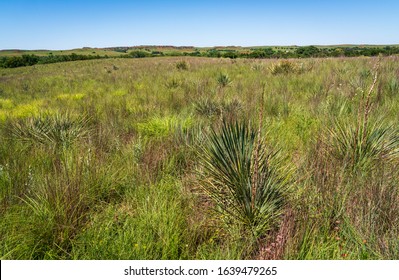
1,56 -> 399,259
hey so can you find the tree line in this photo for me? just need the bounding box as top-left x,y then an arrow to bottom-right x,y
2,46 -> 399,68
0,53 -> 107,68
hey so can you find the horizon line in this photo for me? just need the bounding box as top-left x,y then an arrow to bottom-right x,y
2,43 -> 399,52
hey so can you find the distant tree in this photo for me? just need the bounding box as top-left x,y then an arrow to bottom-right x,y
206,49 -> 221,58
151,51 -> 164,56
296,46 -> 320,57
129,50 -> 150,58
3,56 -> 26,68
188,51 -> 201,57
222,51 -> 238,59
249,48 -> 274,58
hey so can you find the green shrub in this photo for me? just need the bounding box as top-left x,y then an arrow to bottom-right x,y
176,60 -> 189,70
129,50 -> 151,58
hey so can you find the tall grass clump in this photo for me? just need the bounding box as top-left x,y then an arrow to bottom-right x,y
0,163 -> 11,209
387,76 -> 399,96
0,154 -> 99,259
198,121 -> 291,243
71,177 -> 193,259
21,161 -> 91,258
194,98 -> 242,121
176,60 -> 189,70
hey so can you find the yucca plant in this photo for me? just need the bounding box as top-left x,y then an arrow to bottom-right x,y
194,99 -> 221,117
166,78 -> 180,89
220,99 -> 242,117
10,112 -> 90,150
328,57 -> 399,170
198,121 -> 291,239
270,60 -> 299,75
217,73 -> 232,88
327,119 -> 399,170
194,99 -> 242,120
251,63 -> 264,71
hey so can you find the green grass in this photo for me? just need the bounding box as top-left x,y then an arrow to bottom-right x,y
1,55 -> 399,260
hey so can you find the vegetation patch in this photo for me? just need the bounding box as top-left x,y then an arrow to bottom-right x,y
1,56 -> 399,260
57,93 -> 86,100
136,115 -> 193,139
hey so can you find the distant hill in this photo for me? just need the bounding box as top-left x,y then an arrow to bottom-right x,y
2,44 -> 399,56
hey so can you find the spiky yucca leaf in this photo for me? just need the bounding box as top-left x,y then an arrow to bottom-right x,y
198,121 -> 290,238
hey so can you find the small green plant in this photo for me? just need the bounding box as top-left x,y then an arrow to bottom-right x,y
251,63 -> 264,71
176,60 -> 189,70
0,99 -> 14,109
220,99 -> 242,117
198,121 -> 291,240
217,73 -> 232,87
165,78 -> 180,89
136,115 -> 192,138
194,99 -> 221,117
270,60 -> 300,75
194,99 -> 241,120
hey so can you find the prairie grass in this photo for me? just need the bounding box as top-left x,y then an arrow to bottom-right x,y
1,56 -> 399,259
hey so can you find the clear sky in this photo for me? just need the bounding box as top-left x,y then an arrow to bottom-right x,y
1,0 -> 398,50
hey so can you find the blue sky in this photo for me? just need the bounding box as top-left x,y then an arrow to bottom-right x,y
1,0 -> 398,50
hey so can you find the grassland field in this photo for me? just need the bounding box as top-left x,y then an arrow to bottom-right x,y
0,55 -> 399,259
